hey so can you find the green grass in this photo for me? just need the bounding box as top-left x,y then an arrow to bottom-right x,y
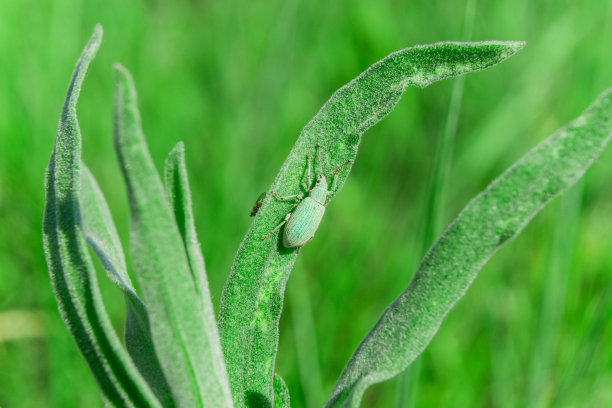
1,0 -> 612,407
396,2 -> 478,405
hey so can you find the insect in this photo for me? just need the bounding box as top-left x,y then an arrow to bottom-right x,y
262,144 -> 351,250
250,192 -> 266,216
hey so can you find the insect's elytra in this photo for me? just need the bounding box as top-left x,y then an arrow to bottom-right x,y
262,144 -> 351,251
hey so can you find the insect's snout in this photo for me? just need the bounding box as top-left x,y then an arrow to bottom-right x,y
316,174 -> 325,183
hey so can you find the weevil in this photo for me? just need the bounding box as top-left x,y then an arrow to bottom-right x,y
262,144 -> 351,250
250,192 -> 266,216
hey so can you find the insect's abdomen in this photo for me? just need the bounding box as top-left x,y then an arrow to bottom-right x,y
283,197 -> 325,248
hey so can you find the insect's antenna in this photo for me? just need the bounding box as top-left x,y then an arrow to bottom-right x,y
327,159 -> 353,178
316,144 -> 322,176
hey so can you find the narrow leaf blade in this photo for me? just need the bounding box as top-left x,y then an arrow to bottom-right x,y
163,142 -> 233,404
273,374 -> 290,408
218,41 -> 524,405
42,25 -> 161,407
80,163 -> 173,406
325,88 -> 612,407
113,64 -> 233,407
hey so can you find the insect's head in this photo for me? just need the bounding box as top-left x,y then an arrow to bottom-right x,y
314,173 -> 328,193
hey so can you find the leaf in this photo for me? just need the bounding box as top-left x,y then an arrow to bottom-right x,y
163,141 -> 232,404
42,25 -> 161,407
218,41 -> 524,405
80,163 -> 173,406
113,63 -> 233,407
324,88 -> 612,407
273,374 -> 290,408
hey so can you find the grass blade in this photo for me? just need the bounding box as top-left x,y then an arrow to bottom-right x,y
273,374 -> 290,408
163,142 -> 233,404
42,25 -> 161,407
554,281 -> 612,404
113,64 -> 233,407
397,2 -> 479,405
80,164 -> 173,406
218,41 -> 524,405
525,182 -> 582,407
289,263 -> 324,408
324,87 -> 612,408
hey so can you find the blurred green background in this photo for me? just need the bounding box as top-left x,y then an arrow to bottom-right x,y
1,0 -> 611,406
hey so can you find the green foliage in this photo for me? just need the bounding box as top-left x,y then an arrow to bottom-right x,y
113,63 -> 232,407
217,40 -> 524,406
162,141 -> 232,406
42,25 -> 161,407
44,26 -> 233,407
2,3 -> 609,407
39,18 -> 612,408
81,164 -> 172,405
324,88 -> 612,407
273,374 -> 291,408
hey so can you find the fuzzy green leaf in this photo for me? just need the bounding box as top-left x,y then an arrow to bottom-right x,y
163,141 -> 232,405
324,88 -> 612,407
42,25 -> 161,407
273,374 -> 290,408
218,41 -> 525,405
80,164 -> 173,406
113,63 -> 233,407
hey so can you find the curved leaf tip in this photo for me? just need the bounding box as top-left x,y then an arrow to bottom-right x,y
93,23 -> 103,38
219,38 -> 525,405
402,40 -> 525,88
44,23 -> 163,407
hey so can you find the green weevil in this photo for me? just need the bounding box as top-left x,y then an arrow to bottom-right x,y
262,144 -> 351,250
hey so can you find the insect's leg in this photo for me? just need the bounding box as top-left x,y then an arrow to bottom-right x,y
273,192 -> 303,202
303,154 -> 313,192
329,159 -> 353,192
262,212 -> 291,240
331,172 -> 340,193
